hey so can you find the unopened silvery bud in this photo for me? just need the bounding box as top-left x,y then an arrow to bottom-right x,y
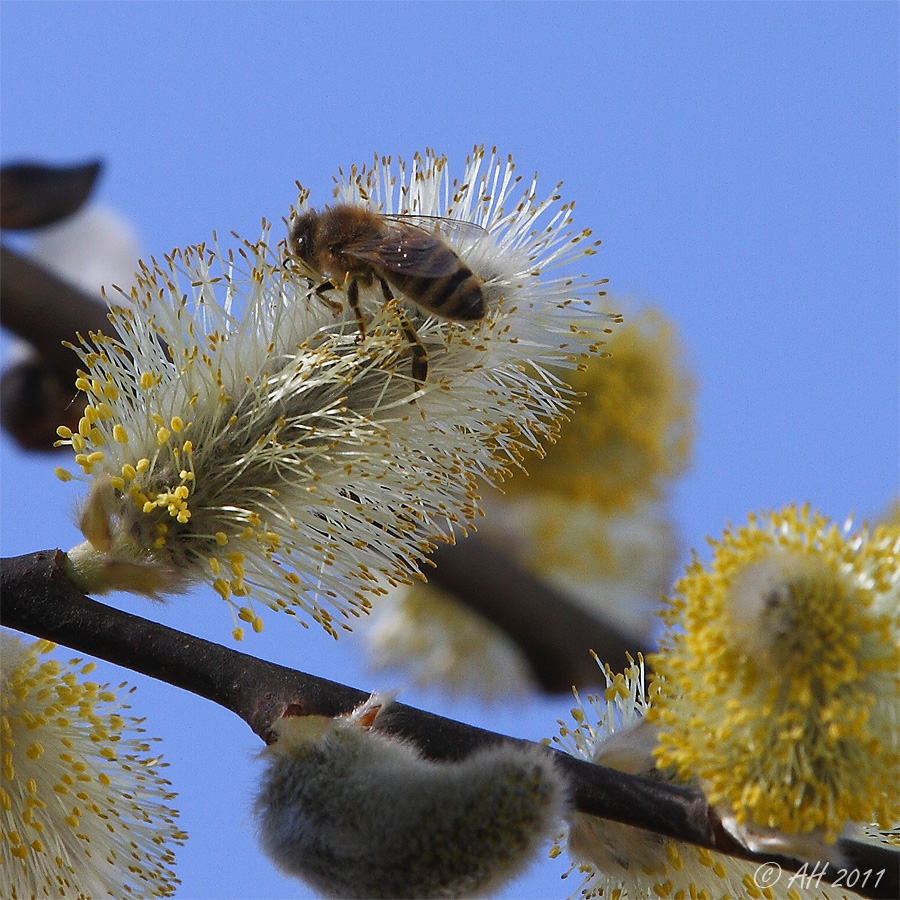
254,694 -> 567,899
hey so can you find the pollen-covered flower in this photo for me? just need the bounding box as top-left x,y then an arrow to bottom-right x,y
366,579 -> 539,698
551,654 -> 866,900
0,631 -> 185,898
55,146 -> 610,638
649,505 -> 900,844
254,693 -> 567,899
482,493 -> 680,636
479,305 -> 692,633
500,307 -> 694,513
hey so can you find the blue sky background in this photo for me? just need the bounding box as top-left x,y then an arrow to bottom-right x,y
1,3 -> 897,898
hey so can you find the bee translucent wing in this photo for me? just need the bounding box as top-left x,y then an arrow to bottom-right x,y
382,214 -> 487,243
342,223 -> 469,278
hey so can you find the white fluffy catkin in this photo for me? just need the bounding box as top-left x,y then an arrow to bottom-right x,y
254,695 -> 567,899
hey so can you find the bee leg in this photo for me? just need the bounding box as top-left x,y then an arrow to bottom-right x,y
313,280 -> 343,315
398,313 -> 429,385
378,278 -> 394,303
377,279 -> 428,384
346,277 -> 367,341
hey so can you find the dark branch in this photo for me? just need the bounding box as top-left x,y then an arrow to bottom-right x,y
2,549 -> 895,900
0,246 -> 113,449
430,535 -> 649,691
0,160 -> 102,229
0,245 -> 112,373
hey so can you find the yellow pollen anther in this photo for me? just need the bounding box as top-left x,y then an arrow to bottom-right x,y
26,742 -> 44,760
113,424 -> 129,444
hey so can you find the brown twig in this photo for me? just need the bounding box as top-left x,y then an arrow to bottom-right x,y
0,160 -> 108,450
0,246 -> 113,449
0,246 -> 112,373
430,535 -> 650,691
1,549 -> 895,900
0,160 -> 102,230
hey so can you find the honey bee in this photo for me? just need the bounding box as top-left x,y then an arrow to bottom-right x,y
288,204 -> 486,382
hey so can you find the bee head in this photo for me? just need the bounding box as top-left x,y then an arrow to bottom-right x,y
288,209 -> 318,264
